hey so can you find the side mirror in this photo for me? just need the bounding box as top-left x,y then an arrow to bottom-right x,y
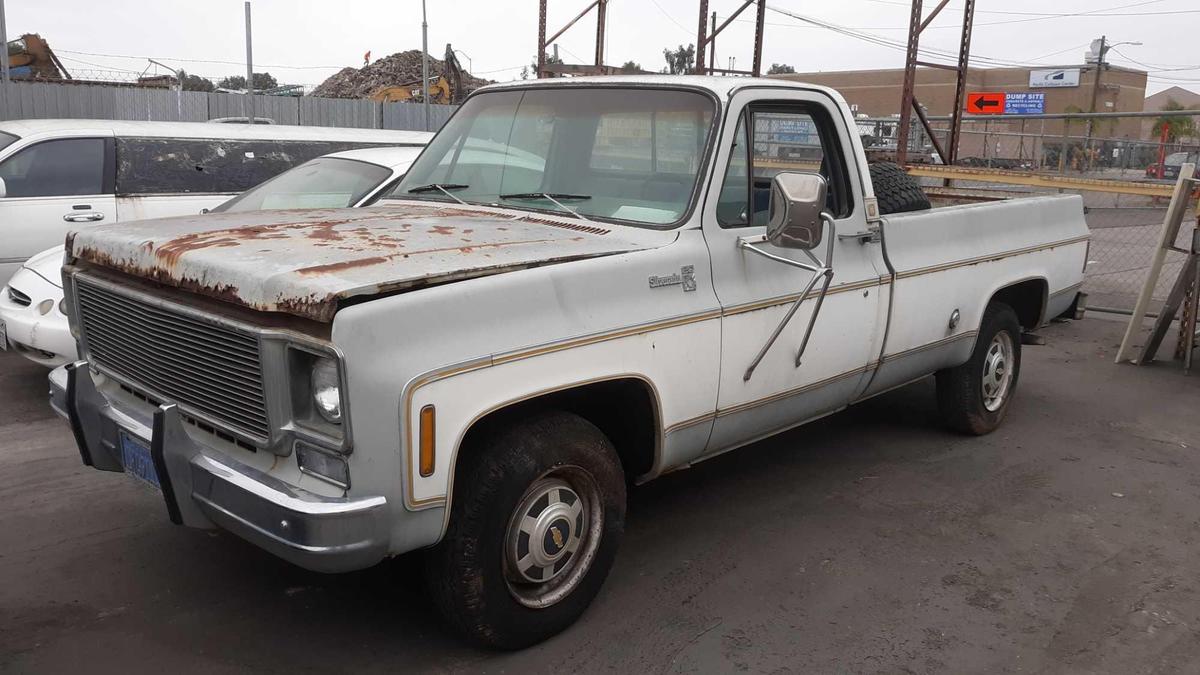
765,172 -> 828,250
0,176 -> 6,199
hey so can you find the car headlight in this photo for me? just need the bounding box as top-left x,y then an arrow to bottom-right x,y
311,357 -> 342,424
58,298 -> 68,315
37,299 -> 54,315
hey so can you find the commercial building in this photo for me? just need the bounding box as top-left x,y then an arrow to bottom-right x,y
774,64 -> 1148,163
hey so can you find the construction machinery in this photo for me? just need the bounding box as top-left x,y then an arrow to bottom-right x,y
6,34 -> 69,81
369,44 -> 467,105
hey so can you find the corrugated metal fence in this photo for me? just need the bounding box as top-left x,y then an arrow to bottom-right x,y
0,81 -> 457,131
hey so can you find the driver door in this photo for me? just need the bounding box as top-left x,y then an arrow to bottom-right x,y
702,91 -> 888,453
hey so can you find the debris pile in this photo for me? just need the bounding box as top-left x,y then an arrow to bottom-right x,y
311,50 -> 491,99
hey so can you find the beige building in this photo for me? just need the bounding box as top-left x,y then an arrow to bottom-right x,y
1141,85 -> 1200,142
773,64 -> 1148,162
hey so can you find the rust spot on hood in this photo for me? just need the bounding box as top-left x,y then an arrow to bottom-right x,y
294,237 -> 562,276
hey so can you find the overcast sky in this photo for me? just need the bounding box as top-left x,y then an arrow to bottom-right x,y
7,0 -> 1198,96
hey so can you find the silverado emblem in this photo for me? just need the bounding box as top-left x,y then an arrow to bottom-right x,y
649,265 -> 696,292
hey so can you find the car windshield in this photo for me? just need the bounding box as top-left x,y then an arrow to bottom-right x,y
1164,152 -> 1190,165
388,87 -> 716,227
0,131 -> 17,155
211,157 -> 391,213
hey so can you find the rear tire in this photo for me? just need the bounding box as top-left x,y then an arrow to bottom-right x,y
869,161 -> 931,214
936,303 -> 1022,435
424,410 -> 626,649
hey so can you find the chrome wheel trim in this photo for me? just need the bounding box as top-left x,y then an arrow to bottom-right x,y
503,467 -> 603,609
982,331 -> 1015,412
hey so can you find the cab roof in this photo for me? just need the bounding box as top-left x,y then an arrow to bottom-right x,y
477,74 -> 842,101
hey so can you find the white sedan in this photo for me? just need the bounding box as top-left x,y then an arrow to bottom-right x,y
0,145 -> 425,367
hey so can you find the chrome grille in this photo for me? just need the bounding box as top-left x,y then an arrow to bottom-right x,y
7,285 -> 31,307
74,275 -> 271,443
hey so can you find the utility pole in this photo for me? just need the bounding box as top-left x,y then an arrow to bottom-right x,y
1084,35 -> 1107,172
244,1 -> 255,124
0,0 -> 10,84
422,0 -> 430,131
708,12 -> 716,72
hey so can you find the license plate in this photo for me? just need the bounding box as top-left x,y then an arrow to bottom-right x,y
119,431 -> 160,489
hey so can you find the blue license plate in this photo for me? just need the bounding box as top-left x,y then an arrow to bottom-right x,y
119,431 -> 160,489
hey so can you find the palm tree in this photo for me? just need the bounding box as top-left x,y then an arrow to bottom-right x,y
1151,98 -> 1197,143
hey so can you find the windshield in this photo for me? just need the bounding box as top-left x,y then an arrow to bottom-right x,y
0,131 -> 18,155
388,87 -> 715,227
212,157 -> 391,213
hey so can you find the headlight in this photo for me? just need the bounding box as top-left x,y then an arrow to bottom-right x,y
58,298 -> 68,315
311,357 -> 342,424
36,299 -> 54,315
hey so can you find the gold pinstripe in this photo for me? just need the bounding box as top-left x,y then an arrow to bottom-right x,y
400,233 -> 1084,508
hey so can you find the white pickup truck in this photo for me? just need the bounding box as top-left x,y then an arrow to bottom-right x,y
50,76 -> 1088,648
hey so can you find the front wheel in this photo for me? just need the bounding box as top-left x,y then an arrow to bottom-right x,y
935,303 -> 1022,435
424,411 -> 626,649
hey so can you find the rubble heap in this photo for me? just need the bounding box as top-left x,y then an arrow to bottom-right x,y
312,50 -> 491,99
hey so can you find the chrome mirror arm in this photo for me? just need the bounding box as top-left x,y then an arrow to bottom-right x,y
738,215 -> 837,381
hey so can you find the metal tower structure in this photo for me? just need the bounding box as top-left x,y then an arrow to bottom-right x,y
895,0 -> 976,165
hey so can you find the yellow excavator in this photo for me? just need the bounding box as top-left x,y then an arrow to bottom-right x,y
5,34 -> 70,80
369,44 -> 466,105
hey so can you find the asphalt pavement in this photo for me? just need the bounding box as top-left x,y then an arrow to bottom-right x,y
2,316 -> 1200,674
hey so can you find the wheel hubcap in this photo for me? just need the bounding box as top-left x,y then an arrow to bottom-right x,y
982,331 -> 1015,412
504,468 -> 602,608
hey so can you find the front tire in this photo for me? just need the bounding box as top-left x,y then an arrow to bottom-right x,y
936,303 -> 1022,435
424,411 -> 626,649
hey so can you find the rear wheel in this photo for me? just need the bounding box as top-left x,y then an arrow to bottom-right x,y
424,411 -> 626,649
936,303 -> 1022,435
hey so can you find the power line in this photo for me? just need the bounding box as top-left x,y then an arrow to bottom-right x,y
647,0 -> 694,36
56,48 -> 345,71
1108,47 -> 1199,73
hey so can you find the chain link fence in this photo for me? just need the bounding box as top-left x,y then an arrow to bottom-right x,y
866,111 -> 1200,313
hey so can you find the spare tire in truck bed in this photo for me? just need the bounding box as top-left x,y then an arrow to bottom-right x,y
869,161 -> 931,215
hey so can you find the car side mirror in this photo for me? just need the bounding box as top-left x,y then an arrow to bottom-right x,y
765,172 -> 828,250
0,176 -> 7,199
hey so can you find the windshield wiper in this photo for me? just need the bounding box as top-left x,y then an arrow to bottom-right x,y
498,192 -> 596,223
499,192 -> 591,201
407,183 -> 470,206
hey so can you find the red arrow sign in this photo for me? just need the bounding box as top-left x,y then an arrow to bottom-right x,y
966,92 -> 1006,114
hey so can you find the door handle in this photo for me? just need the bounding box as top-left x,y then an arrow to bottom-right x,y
63,212 -> 105,223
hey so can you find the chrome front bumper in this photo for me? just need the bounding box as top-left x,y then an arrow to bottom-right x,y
50,362 -> 389,573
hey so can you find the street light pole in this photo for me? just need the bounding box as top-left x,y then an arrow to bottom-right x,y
422,0 -> 430,131
245,1 -> 255,124
1084,36 -> 1141,171
149,59 -> 183,119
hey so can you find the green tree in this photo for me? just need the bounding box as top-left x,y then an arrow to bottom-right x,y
216,72 -> 277,92
176,69 -> 214,92
621,60 -> 642,73
662,44 -> 695,75
1151,98 -> 1198,142
529,51 -> 564,77
767,63 -> 795,75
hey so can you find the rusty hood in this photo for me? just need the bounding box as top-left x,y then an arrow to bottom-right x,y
67,203 -> 672,322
